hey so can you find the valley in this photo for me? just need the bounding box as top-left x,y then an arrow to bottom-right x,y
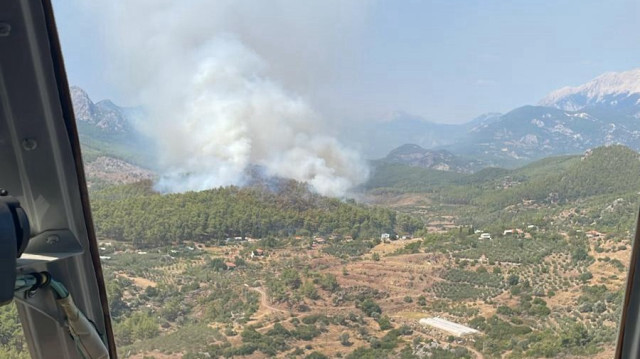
5,2 -> 640,358
92,203 -> 630,358
52,145 -> 640,358
5,68 -> 640,358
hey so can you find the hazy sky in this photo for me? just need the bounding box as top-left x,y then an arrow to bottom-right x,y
54,0 -> 640,124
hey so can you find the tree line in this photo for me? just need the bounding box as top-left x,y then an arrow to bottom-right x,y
91,180 -> 420,247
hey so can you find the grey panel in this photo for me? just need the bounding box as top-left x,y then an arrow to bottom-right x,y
616,210 -> 640,358
0,0 -> 115,358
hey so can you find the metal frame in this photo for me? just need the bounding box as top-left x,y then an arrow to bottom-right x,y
616,209 -> 640,358
0,0 -> 115,357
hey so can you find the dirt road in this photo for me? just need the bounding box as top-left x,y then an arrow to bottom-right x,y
249,286 -> 288,314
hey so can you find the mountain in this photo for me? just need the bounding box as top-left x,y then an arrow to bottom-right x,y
71,86 -> 131,133
433,69 -> 640,163
359,69 -> 640,165
463,112 -> 503,130
383,144 -> 485,173
71,67 -> 640,176
70,86 -> 154,167
443,104 -> 640,162
539,68 -> 640,114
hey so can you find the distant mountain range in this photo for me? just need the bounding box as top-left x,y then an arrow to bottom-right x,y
539,68 -> 640,113
72,67 -> 640,176
347,112 -> 503,159
379,68 -> 640,170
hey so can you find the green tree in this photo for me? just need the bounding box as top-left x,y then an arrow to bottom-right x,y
358,299 -> 382,317
281,268 -> 302,289
377,316 -> 393,330
302,281 -> 319,300
319,274 -> 340,292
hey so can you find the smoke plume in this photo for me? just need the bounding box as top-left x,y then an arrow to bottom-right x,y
87,0 -> 371,196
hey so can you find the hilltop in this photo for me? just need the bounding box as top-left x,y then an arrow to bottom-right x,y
368,145 -> 640,196
540,68 -> 640,113
90,179 -> 422,248
365,145 -> 640,232
382,144 -> 486,173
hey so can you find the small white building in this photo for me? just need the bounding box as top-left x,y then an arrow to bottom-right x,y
478,233 -> 491,240
503,229 -> 514,236
419,317 -> 479,337
381,233 -> 391,241
251,249 -> 265,259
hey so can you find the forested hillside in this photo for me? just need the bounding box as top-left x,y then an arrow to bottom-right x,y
365,145 -> 640,235
364,162 -> 460,193
89,145 -> 640,247
368,145 -> 640,201
450,145 -> 640,209
91,180 -> 421,247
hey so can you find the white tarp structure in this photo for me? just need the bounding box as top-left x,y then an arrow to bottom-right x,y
419,317 -> 479,337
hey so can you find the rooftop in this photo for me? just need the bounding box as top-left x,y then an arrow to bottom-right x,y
419,317 -> 479,337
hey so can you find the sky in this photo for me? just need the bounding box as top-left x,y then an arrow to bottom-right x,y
53,0 -> 640,125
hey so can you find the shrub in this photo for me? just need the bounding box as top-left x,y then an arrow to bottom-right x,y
377,316 -> 393,330
497,306 -> 513,316
358,299 -> 382,317
306,352 -> 329,359
339,332 -> 351,346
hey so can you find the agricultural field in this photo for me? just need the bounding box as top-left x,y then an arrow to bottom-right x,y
2,146 -> 639,358
1,206 -> 634,358
87,217 -> 631,359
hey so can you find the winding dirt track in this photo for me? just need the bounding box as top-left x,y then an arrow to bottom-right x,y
249,286 -> 288,314
468,346 -> 485,359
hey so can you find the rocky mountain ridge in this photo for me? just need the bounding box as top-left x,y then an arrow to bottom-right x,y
70,66 -> 640,174
434,68 -> 640,164
539,68 -> 640,113
71,86 -> 133,132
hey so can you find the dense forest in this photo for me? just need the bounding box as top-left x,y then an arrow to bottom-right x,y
90,145 -> 640,247
91,180 -> 423,247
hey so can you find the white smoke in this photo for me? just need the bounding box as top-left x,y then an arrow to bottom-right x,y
85,0 -> 371,196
